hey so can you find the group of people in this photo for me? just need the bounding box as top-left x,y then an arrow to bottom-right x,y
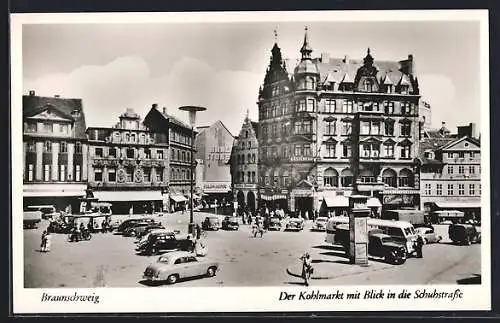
186,224 -> 208,257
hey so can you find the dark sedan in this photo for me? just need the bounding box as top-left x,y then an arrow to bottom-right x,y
221,216 -> 240,230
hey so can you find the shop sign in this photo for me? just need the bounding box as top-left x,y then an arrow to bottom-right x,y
383,194 -> 416,206
203,182 -> 231,193
293,189 -> 313,197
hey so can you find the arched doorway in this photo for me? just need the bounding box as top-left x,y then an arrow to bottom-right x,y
236,191 -> 245,210
247,191 -> 256,213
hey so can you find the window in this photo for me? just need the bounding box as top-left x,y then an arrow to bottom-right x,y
59,124 -> 68,134
59,165 -> 66,181
384,102 -> 394,114
458,165 -> 465,174
361,121 -> 370,135
447,165 -> 454,174
156,168 -> 163,182
242,155 -> 245,164
109,148 -> 117,158
447,152 -> 453,159
75,142 -> 82,154
127,148 -> 135,159
436,184 -> 443,196
296,100 -> 306,112
252,172 -> 256,183
425,184 -> 431,195
372,122 -> 380,135
126,133 -> 130,142
458,184 -> 465,195
28,164 -> 34,181
384,143 -> 395,158
479,184 -> 481,195
26,122 -> 37,132
342,100 -> 353,113
400,122 -> 411,137
126,168 -> 133,182
94,168 -> 103,181
363,79 -> 373,92
401,102 -> 411,115
325,121 -> 336,135
95,148 -> 103,157
181,169 -> 186,180
385,121 -> 394,136
469,184 -> 475,195
143,168 -> 151,182
325,99 -> 336,113
303,144 -> 311,156
470,152 -> 475,158
400,145 -> 410,159
400,85 -> 409,94
171,149 -> 175,160
43,122 -> 53,133
447,184 -> 454,195
458,152 -> 465,158
144,149 -> 151,159
60,141 -> 67,153
294,144 -> 302,156
44,141 -> 52,153
27,141 -> 36,152
342,121 -> 351,135
469,166 -> 475,174
43,164 -> 51,181
326,144 -> 336,158
248,141 -> 252,149
342,143 -> 351,158
108,169 -> 116,182
75,165 -> 81,181
182,151 -> 186,162
324,168 -> 339,187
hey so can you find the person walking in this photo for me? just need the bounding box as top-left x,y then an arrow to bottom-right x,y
415,235 -> 424,258
44,231 -> 52,252
300,252 -> 313,286
40,230 -> 47,252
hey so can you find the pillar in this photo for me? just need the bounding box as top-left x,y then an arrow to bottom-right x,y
67,142 -> 74,181
349,194 -> 370,266
35,141 -> 43,181
51,142 -> 59,181
82,144 -> 88,181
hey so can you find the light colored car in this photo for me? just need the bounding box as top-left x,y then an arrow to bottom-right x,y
285,218 -> 304,231
312,217 -> 329,231
142,251 -> 219,284
415,227 -> 442,244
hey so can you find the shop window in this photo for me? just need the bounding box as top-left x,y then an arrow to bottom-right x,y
59,165 -> 66,181
75,165 -> 81,181
44,164 -> 51,181
28,164 -> 34,181
108,169 -> 116,182
94,168 -> 103,182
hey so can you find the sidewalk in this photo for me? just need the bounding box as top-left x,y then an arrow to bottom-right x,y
286,245 -> 393,280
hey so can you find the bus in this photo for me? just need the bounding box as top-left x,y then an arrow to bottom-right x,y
325,217 -> 418,255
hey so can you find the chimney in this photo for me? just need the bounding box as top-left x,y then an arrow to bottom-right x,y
441,121 -> 446,127
29,90 -> 35,96
470,122 -> 477,139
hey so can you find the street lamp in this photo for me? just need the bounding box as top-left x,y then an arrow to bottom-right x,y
179,105 -> 206,234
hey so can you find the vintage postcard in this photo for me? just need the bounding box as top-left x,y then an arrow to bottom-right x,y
11,10 -> 491,313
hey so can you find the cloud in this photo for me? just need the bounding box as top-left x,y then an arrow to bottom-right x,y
23,55 -> 262,135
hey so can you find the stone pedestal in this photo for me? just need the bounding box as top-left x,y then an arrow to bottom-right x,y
349,195 -> 370,266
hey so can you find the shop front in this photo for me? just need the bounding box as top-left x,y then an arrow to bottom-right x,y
202,181 -> 233,208
426,200 -> 481,223
319,192 -> 349,217
291,180 -> 315,219
23,183 -> 87,213
92,190 -> 164,214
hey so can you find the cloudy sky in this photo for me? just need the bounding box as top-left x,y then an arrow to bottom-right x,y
23,19 -> 481,135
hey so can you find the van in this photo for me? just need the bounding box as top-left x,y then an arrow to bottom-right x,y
26,205 -> 58,219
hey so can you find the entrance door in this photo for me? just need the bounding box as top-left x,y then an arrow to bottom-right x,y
247,191 -> 256,213
295,197 -> 313,219
236,191 -> 245,209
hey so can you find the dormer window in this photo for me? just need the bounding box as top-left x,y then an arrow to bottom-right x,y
400,85 -> 409,94
386,85 -> 393,94
71,109 -> 81,118
363,79 -> 374,92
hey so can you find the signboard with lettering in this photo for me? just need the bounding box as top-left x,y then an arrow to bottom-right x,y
203,182 -> 231,193
383,194 -> 416,206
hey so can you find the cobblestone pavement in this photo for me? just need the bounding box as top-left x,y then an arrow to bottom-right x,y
24,213 -> 481,288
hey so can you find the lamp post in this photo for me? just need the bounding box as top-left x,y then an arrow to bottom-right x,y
179,105 -> 206,234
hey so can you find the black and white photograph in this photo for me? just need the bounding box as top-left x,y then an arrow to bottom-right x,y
11,10 -> 490,313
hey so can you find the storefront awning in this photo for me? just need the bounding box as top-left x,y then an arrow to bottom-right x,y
170,194 -> 188,203
434,201 -> 481,209
93,190 -> 163,202
23,184 -> 87,197
433,210 -> 464,217
260,195 -> 287,201
367,197 -> 382,208
323,196 -> 349,208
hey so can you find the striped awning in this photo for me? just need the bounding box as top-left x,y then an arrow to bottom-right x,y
93,190 -> 163,202
260,195 -> 287,201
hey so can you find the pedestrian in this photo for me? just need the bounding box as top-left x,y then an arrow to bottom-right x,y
40,230 -> 47,252
300,252 -> 313,286
415,235 -> 424,258
44,231 -> 52,252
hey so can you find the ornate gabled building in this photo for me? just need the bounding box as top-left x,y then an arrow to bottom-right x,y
23,91 -> 89,212
257,28 -> 421,217
231,111 -> 259,213
86,108 -> 169,214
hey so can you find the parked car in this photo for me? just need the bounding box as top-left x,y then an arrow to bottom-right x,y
368,233 -> 407,265
285,218 -> 304,231
202,216 -> 221,231
137,224 -> 168,239
312,217 -> 329,231
136,229 -> 172,246
448,224 -> 481,245
117,217 -> 155,233
221,216 -> 239,230
267,217 -> 282,231
415,226 -> 442,244
47,219 -> 71,233
124,222 -> 164,237
23,211 -> 42,229
142,251 -> 219,284
136,231 -> 193,256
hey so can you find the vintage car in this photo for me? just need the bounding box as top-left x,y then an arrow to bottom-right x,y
368,233 -> 407,265
136,231 -> 192,256
136,229 -> 171,246
312,217 -> 329,231
117,217 -> 155,233
202,216 -> 221,231
23,211 -> 42,229
448,224 -> 481,245
26,205 -> 59,220
267,217 -> 282,231
415,226 -> 442,244
123,222 -> 164,237
285,218 -> 304,231
221,216 -> 240,230
46,219 -> 71,233
142,251 -> 219,284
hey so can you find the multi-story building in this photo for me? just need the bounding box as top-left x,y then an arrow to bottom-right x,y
419,125 -> 481,221
257,28 -> 421,217
144,105 -> 195,212
195,120 -> 234,206
86,108 -> 169,214
23,91 -> 89,212
231,112 -> 259,213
